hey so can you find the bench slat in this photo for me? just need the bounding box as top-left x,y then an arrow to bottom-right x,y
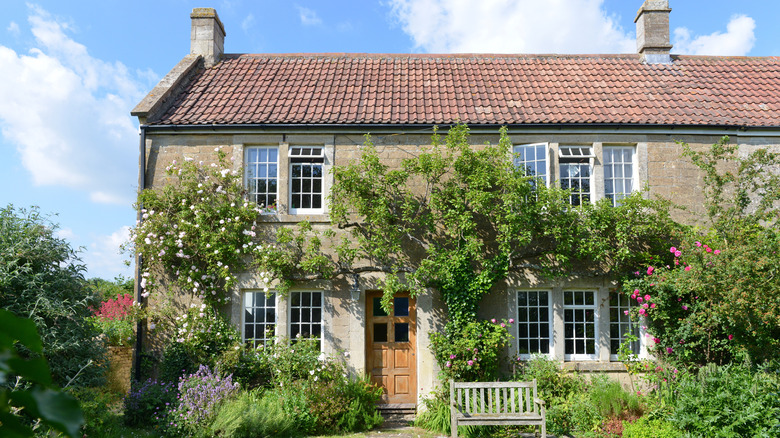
450,380 -> 546,438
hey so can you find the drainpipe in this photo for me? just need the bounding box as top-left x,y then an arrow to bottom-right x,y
133,125 -> 147,382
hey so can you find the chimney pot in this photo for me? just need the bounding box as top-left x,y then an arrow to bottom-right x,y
635,0 -> 673,64
190,8 -> 225,68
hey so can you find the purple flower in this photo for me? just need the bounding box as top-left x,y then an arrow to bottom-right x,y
682,305 -> 688,310
449,354 -> 456,360
666,347 -> 674,354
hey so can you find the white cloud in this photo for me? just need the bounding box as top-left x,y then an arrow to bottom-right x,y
673,14 -> 755,56
296,6 -> 322,26
387,0 -> 634,54
55,227 -> 77,241
0,5 -> 154,206
241,13 -> 255,33
83,226 -> 132,279
7,21 -> 20,35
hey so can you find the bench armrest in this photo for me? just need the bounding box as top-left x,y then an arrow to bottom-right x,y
533,397 -> 545,406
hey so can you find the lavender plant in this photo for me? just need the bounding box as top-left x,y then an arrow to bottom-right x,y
123,378 -> 178,428
164,365 -> 239,436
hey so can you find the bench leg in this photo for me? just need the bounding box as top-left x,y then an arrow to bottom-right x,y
451,420 -> 458,438
541,421 -> 546,438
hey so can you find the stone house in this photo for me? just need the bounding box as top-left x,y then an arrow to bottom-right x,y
132,1 -> 780,409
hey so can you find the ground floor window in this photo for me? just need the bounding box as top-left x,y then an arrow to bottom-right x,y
290,291 -> 322,340
244,291 -> 276,347
563,290 -> 598,360
609,291 -> 639,359
516,290 -> 552,357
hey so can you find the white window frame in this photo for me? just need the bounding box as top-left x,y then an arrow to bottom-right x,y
288,146 -> 325,215
513,143 -> 549,188
609,290 -> 639,361
244,146 -> 279,213
288,290 -> 323,343
243,291 -> 277,348
559,145 -> 594,206
603,146 -> 637,206
515,290 -> 554,359
563,290 -> 599,361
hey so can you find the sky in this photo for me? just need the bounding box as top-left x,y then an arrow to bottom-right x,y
1,0 -> 777,280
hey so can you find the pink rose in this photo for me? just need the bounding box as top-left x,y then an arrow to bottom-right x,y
467,360 -> 474,366
684,266 -> 692,272
674,250 -> 682,257
624,310 -> 630,315
669,247 -> 677,253
714,250 -> 721,255
695,241 -> 702,247
666,347 -> 674,354
647,266 -> 654,275
650,303 -> 657,309
728,334 -> 734,341
644,294 -> 651,301
491,318 -> 496,324
508,318 -> 515,324
653,337 -> 661,344
637,297 -> 644,303
638,308 -> 647,316
682,305 -> 688,310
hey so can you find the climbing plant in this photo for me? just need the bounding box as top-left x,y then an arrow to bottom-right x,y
131,149 -> 332,331
330,125 -> 677,325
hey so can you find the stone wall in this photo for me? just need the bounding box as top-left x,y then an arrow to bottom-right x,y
107,346 -> 133,394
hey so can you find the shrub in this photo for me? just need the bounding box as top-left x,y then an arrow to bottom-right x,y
513,354 -> 584,402
415,389 -> 451,435
668,363 -> 780,437
430,319 -> 512,382
207,388 -> 303,438
164,365 -> 239,437
159,340 -> 199,384
622,416 -> 681,438
0,205 -> 107,387
588,375 -> 643,420
123,378 -> 178,428
89,293 -> 137,346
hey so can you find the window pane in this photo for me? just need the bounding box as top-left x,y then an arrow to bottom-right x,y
373,298 -> 388,316
395,323 -> 409,342
374,323 -> 388,342
394,297 -> 410,316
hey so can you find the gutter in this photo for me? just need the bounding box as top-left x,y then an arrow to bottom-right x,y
133,125 -> 147,382
139,122 -> 780,138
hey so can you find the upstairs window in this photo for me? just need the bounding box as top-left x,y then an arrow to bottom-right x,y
246,147 -> 278,212
604,146 -> 635,206
559,146 -> 594,206
514,143 -> 548,189
289,146 -> 324,214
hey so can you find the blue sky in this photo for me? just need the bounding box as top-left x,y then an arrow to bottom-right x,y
1,0 -> 777,280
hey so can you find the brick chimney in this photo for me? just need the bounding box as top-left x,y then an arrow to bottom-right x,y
190,8 -> 225,68
634,0 -> 673,64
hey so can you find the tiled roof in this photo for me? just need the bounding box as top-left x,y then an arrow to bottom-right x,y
151,53 -> 780,128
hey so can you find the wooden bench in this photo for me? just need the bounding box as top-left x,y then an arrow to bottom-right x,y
449,379 -> 546,438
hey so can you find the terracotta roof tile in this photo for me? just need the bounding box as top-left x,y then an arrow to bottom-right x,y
152,53 -> 780,127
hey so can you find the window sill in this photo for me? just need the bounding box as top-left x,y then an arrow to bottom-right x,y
562,362 -> 630,372
256,213 -> 331,224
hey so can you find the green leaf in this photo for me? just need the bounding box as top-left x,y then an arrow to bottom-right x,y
7,356 -> 52,386
12,387 -> 83,438
0,309 -> 43,353
0,410 -> 34,438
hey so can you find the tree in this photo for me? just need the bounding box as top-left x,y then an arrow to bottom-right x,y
0,205 -> 106,387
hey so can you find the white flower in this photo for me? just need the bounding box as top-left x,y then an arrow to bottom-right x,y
317,352 -> 327,361
141,291 -> 150,298
309,370 -> 315,375
313,376 -> 318,382
343,351 -> 350,358
149,323 -> 156,330
184,157 -> 194,162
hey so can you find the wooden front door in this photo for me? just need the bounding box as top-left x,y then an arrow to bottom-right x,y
366,291 -> 417,405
